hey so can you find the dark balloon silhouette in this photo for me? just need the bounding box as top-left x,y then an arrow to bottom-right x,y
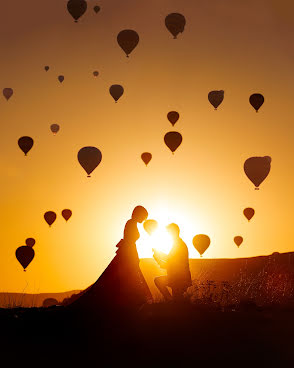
78,146 -> 102,177
143,219 -> 158,235
43,298 -> 58,308
3,88 -> 13,100
50,124 -> 60,135
16,246 -> 35,271
93,71 -> 99,77
234,236 -> 243,247
244,156 -> 271,190
44,66 -> 49,72
164,131 -> 182,154
93,5 -> 100,14
249,93 -> 264,112
208,90 -> 224,110
117,30 -> 139,57
67,0 -> 87,22
25,238 -> 35,247
18,136 -> 34,156
62,209 -> 72,222
58,75 -> 64,83
44,211 -> 57,227
109,84 -> 124,102
141,152 -> 152,166
167,111 -> 179,126
243,207 -> 255,221
192,234 -> 210,257
165,13 -> 186,39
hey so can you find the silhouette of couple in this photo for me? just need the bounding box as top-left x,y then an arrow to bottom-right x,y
71,206 -> 191,312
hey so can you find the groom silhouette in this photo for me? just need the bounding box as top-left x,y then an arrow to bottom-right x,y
153,223 -> 192,302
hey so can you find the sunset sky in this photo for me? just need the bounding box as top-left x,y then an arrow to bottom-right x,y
1,0 -> 294,293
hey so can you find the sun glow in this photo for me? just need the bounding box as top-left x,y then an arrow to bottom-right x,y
137,207 -> 175,258
137,223 -> 173,258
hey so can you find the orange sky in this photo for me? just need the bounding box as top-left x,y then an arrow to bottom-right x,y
1,0 -> 294,293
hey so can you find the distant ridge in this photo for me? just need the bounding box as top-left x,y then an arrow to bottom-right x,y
0,290 -> 80,308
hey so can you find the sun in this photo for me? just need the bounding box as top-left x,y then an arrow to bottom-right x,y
137,207 -> 174,258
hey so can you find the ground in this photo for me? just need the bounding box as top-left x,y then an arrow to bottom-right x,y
1,302 -> 294,366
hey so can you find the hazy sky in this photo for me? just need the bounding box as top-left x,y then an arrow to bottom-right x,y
1,0 -> 294,293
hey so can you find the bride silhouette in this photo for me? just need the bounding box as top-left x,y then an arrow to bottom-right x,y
68,206 -> 153,312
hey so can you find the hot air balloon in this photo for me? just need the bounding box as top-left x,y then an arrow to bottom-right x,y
3,88 -> 13,100
18,136 -> 34,156
192,234 -> 210,257
50,124 -> 60,135
164,132 -> 182,154
167,111 -> 179,126
244,156 -> 271,190
16,246 -> 35,271
109,84 -> 124,102
44,211 -> 57,227
143,219 -> 158,235
165,13 -> 186,39
243,208 -> 255,221
44,66 -> 50,72
67,0 -> 87,22
117,30 -> 139,57
93,5 -> 100,14
43,298 -> 58,308
208,90 -> 224,110
234,236 -> 243,247
58,75 -> 64,83
62,209 -> 72,222
78,146 -> 102,177
249,93 -> 264,112
93,71 -> 99,77
141,152 -> 152,166
25,238 -> 35,247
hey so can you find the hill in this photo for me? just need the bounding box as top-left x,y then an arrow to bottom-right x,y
0,290 -> 80,308
140,251 -> 294,301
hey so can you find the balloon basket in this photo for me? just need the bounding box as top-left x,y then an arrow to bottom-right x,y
255,187 -> 259,190
87,175 -> 91,178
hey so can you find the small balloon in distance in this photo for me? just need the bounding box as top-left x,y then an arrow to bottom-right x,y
44,66 -> 50,72
165,13 -> 186,39
44,211 -> 57,227
244,156 -> 271,190
93,71 -> 99,77
117,29 -> 139,57
50,124 -> 60,135
93,5 -> 100,14
18,136 -> 34,156
109,84 -> 124,102
243,207 -> 255,221
43,298 -> 58,308
143,219 -> 158,235
78,146 -> 102,177
25,238 -> 36,247
62,209 -> 72,222
167,111 -> 179,126
67,0 -> 87,22
208,90 -> 224,110
164,131 -> 182,154
16,246 -> 35,271
141,152 -> 152,166
249,93 -> 264,112
234,236 -> 243,247
3,88 -> 13,100
58,75 -> 64,83
192,234 -> 210,257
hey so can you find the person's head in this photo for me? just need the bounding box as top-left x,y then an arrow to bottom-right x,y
132,205 -> 148,223
166,223 -> 180,239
